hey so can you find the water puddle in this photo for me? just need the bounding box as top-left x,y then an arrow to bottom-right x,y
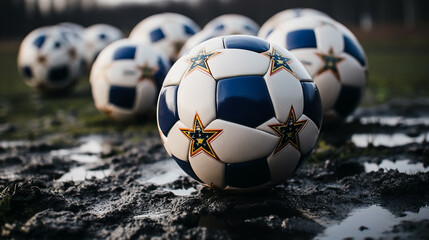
52,135 -> 110,182
359,116 -> 429,126
136,158 -> 186,185
57,166 -> 111,182
365,159 -> 429,174
0,140 -> 27,149
136,158 -> 197,196
351,133 -> 428,148
133,212 -> 168,220
316,205 -> 429,240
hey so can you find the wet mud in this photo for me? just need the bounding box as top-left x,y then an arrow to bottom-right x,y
1,99 -> 428,240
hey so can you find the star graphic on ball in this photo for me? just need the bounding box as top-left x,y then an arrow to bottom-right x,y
185,48 -> 220,76
180,113 -> 223,160
315,47 -> 344,81
269,106 -> 307,153
137,62 -> 157,82
263,48 -> 295,76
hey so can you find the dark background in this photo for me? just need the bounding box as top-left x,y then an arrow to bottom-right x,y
1,0 -> 428,39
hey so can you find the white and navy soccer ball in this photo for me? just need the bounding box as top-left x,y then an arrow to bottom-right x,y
17,26 -> 85,93
179,28 -> 223,58
129,13 -> 200,63
90,39 -> 170,121
203,14 -> 260,36
84,24 -> 124,66
259,8 -> 329,39
157,35 -> 322,191
267,15 -> 368,120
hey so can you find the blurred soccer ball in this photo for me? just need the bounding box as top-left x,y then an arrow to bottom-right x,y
90,39 -> 170,121
203,14 -> 259,36
17,26 -> 85,93
157,35 -> 322,191
84,24 -> 124,66
259,8 -> 329,39
129,13 -> 200,63
267,15 -> 368,120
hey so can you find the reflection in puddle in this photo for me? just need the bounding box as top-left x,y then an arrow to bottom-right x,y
51,135 -> 107,182
365,159 -> 429,173
133,212 -> 168,220
0,140 -> 26,148
360,116 -> 429,126
57,166 -> 111,182
352,133 -> 428,148
316,205 -> 429,240
136,158 -> 186,185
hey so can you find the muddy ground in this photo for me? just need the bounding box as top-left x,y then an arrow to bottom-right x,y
0,98 -> 428,240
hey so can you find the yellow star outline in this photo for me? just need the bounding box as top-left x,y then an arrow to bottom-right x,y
262,48 -> 295,77
315,47 -> 344,81
269,106 -> 307,154
180,113 -> 223,160
185,48 -> 221,76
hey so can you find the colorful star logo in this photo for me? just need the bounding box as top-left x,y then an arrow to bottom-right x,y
180,113 -> 223,160
315,47 -> 344,81
185,48 -> 220,76
269,106 -> 307,153
263,48 -> 295,76
137,62 -> 157,82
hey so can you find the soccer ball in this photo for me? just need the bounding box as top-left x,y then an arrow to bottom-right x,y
259,8 -> 329,39
90,39 -> 170,121
157,35 -> 322,191
17,26 -> 85,93
129,13 -> 200,63
84,24 -> 124,66
203,14 -> 260,36
267,15 -> 368,120
179,28 -> 223,57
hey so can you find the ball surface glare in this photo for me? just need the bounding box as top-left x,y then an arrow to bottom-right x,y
84,24 -> 124,66
203,14 -> 260,36
90,39 -> 170,121
17,26 -> 85,93
267,15 -> 368,120
157,35 -> 322,191
259,8 -> 329,39
129,13 -> 200,63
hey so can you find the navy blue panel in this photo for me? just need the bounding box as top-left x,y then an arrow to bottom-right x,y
113,46 -> 136,60
301,81 -> 323,129
265,29 -> 274,38
21,66 -> 33,79
216,76 -> 275,128
173,155 -> 203,183
109,86 -> 136,109
244,25 -> 258,35
183,24 -> 196,35
33,35 -> 46,49
47,65 -> 69,82
343,35 -> 366,66
225,158 -> 271,188
157,86 -> 179,136
150,28 -> 165,43
54,41 -> 61,49
153,57 -> 169,90
224,35 -> 270,53
214,24 -> 225,31
99,33 -> 107,40
286,29 -> 317,50
333,85 -> 362,118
